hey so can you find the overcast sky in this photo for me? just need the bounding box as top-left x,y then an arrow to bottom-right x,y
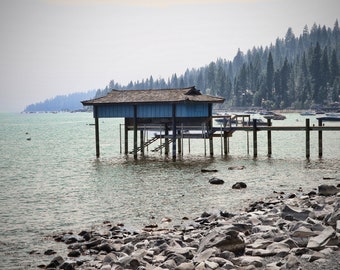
0,0 -> 339,112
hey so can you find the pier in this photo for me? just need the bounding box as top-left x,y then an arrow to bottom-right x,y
117,115 -> 340,159
82,87 -> 340,160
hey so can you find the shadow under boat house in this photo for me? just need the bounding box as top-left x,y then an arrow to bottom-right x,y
82,86 -> 225,160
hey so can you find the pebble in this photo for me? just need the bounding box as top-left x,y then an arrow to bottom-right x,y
40,184 -> 339,269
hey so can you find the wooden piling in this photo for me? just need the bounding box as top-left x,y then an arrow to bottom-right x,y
267,119 -> 272,157
253,119 -> 257,158
95,116 -> 100,158
140,130 -> 144,156
133,105 -> 137,160
178,130 -> 182,155
209,120 -> 214,156
203,123 -> 207,156
246,131 -> 249,155
318,119 -> 323,158
172,104 -> 177,161
306,118 -> 310,159
124,118 -> 128,155
223,131 -> 228,156
119,124 -> 122,154
164,124 -> 169,156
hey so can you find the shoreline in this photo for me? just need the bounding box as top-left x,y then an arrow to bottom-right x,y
35,184 -> 339,270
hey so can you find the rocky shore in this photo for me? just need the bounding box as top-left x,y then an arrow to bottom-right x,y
38,184 -> 339,270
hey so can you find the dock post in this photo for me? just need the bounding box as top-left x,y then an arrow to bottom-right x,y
172,104 -> 177,161
253,119 -> 257,158
220,124 -> 223,156
267,119 -> 272,157
188,137 -> 191,153
119,123 -> 122,154
306,118 -> 310,159
209,120 -> 214,157
181,124 -> 184,156
140,130 -> 144,156
223,131 -> 228,156
203,123 -> 207,156
246,131 -> 249,155
318,119 -> 323,158
124,118 -> 128,155
164,124 -> 169,156
95,116 -> 100,158
178,129 -> 182,155
133,105 -> 138,160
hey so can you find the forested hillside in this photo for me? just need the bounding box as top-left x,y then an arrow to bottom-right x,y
96,20 -> 340,110
25,20 -> 340,112
24,90 -> 96,112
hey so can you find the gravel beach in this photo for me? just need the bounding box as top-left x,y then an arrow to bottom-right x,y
37,184 -> 339,270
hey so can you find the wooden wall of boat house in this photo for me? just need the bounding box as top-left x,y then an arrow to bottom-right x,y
94,103 -> 210,118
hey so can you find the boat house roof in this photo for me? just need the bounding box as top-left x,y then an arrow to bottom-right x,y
82,86 -> 224,105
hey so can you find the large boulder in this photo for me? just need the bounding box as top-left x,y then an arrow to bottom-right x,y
318,184 -> 338,196
209,177 -> 224,185
198,230 -> 245,255
232,182 -> 247,189
307,226 -> 336,250
281,205 -> 310,221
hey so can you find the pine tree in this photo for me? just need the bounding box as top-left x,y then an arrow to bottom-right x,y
310,42 -> 323,104
265,52 -> 274,101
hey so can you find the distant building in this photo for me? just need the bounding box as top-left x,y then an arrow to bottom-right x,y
82,86 -> 225,159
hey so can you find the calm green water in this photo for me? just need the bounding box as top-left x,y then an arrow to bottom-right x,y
0,112 -> 339,269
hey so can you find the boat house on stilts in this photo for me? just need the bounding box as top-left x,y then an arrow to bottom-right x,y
82,86 -> 225,160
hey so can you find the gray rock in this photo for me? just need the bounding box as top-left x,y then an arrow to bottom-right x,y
285,254 -> 300,269
218,250 -> 235,260
246,239 -> 273,249
307,226 -> 336,250
228,166 -> 245,170
100,265 -> 112,270
85,238 -> 102,249
232,182 -> 247,189
209,177 -> 224,185
46,256 -> 64,268
166,253 -> 187,265
204,260 -> 219,269
265,261 -> 281,270
94,243 -> 113,253
208,256 -> 230,267
59,261 -> 75,270
290,226 -> 318,238
266,242 -> 290,257
62,234 -> 84,244
193,247 -> 217,263
175,261 -> 195,270
194,262 -> 205,270
198,230 -> 245,255
281,204 -> 310,221
318,184 -> 338,196
102,253 -> 118,264
166,246 -> 195,259
160,258 -> 177,269
67,250 -> 81,257
232,255 -> 263,267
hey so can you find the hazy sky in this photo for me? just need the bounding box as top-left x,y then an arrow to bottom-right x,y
0,0 -> 339,112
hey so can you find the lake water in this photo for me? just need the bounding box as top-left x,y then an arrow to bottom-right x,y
0,112 -> 339,269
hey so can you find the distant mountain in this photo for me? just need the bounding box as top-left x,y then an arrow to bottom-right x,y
24,90 -> 96,112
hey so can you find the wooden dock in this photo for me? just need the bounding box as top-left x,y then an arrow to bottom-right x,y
211,118 -> 340,158
121,116 -> 340,159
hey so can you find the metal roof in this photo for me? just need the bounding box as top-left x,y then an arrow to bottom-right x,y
82,86 -> 225,105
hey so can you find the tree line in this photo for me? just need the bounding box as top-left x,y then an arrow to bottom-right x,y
96,20 -> 340,110
24,90 -> 96,112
